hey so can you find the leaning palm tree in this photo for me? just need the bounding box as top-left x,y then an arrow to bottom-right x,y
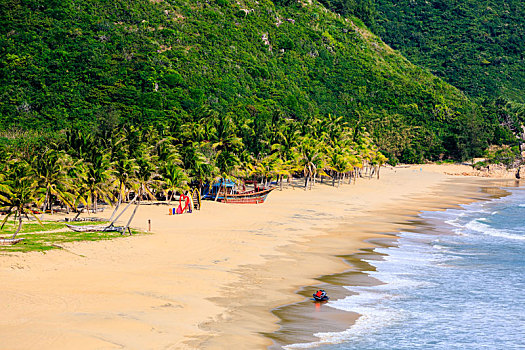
0,160 -> 42,239
122,154 -> 159,234
108,155 -> 138,221
370,151 -> 389,179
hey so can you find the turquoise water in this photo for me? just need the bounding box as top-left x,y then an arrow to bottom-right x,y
286,187 -> 525,349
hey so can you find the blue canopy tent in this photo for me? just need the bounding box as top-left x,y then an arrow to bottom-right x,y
201,179 -> 237,200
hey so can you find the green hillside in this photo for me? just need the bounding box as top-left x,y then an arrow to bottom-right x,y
373,0 -> 525,103
0,0 -> 511,161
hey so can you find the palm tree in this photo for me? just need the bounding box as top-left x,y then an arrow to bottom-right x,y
123,153 -> 158,234
182,143 -> 219,197
162,163 -> 188,202
64,128 -> 94,161
297,137 -> 324,190
31,148 -> 75,215
0,160 -> 42,239
326,146 -> 350,187
271,121 -> 300,189
370,151 -> 389,179
347,154 -> 362,184
84,152 -> 114,213
256,155 -> 280,187
108,156 -> 137,221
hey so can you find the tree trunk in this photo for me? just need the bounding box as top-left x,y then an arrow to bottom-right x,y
123,191 -> 141,235
41,191 -> 49,220
73,209 -> 82,220
280,175 -> 283,191
304,176 -> 308,190
12,210 -> 23,239
214,183 -> 222,201
109,193 -> 139,227
109,191 -> 123,222
377,166 -> 381,179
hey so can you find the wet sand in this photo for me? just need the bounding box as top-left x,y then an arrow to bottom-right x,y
0,165 -> 518,349
268,177 -> 517,349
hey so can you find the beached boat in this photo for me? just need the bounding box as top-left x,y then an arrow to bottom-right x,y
0,238 -> 25,245
65,224 -> 125,233
219,187 -> 275,204
203,180 -> 276,204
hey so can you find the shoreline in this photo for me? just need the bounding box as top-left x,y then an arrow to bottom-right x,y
0,165 -> 519,349
267,176 -> 517,349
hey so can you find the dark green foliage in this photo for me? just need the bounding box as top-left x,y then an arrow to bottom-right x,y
0,0 -> 511,162
373,0 -> 525,103
316,0 -> 376,28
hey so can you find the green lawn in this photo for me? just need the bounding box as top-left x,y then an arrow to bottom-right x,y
0,220 -> 145,253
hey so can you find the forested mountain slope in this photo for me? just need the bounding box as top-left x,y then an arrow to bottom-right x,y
0,0 -> 500,161
372,0 -> 525,103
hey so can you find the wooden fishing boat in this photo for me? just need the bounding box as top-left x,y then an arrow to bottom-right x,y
219,187 -> 276,204
0,238 -> 25,245
202,179 -> 276,204
65,224 -> 125,233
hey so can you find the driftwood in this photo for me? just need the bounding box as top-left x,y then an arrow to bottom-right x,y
0,238 -> 25,245
66,224 -> 125,233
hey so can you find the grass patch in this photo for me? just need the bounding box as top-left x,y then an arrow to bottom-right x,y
0,220 -> 146,253
0,221 -> 65,234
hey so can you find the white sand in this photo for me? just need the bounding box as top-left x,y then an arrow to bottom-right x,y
0,164 -> 504,349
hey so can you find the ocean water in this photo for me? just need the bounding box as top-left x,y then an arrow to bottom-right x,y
286,187 -> 525,350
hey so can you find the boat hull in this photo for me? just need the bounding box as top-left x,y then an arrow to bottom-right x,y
218,187 -> 275,204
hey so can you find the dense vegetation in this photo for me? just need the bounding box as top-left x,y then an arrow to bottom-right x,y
0,113 -> 388,240
2,0 -> 506,163
372,0 -> 525,103
1,0 -> 524,166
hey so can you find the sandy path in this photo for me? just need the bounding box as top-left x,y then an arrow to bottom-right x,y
0,165 -> 503,349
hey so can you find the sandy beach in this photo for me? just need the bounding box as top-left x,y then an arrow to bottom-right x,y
0,164 -> 518,349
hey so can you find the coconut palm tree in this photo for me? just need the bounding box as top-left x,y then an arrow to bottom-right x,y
370,151 -> 389,179
108,155 -> 137,221
271,121 -> 301,188
84,152 -> 114,213
162,163 -> 189,202
31,148 -> 75,215
326,146 -> 350,187
182,143 -> 220,197
122,153 -> 159,234
0,160 -> 42,239
297,137 -> 322,190
347,154 -> 362,184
